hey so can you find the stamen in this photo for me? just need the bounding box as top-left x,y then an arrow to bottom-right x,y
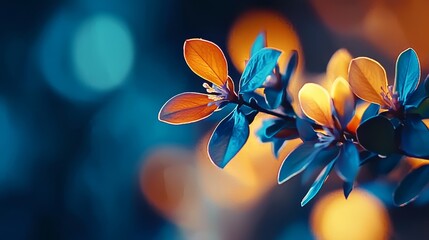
203,83 -> 217,93
203,82 -> 232,108
262,68 -> 282,89
380,85 -> 400,111
315,128 -> 336,148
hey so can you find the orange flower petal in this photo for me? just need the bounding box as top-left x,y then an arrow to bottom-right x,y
348,57 -> 388,106
226,76 -> 236,94
326,49 -> 352,85
184,39 -> 228,86
159,92 -> 217,125
299,83 -> 335,129
331,77 -> 355,128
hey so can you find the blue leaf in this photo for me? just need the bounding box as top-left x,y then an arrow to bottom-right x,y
238,104 -> 258,123
362,181 -> 396,207
282,50 -> 298,87
301,160 -> 335,206
208,108 -> 250,168
361,103 -> 380,123
264,87 -> 283,109
272,138 -> 285,158
335,142 -> 360,184
408,97 -> 429,118
400,116 -> 429,158
250,31 -> 267,57
356,115 -> 397,156
296,117 -> 317,142
240,48 -> 282,93
278,142 -> 319,184
395,48 -> 420,104
415,187 -> 429,206
343,181 -> 353,199
405,75 -> 428,109
374,153 -> 402,175
256,121 -> 271,143
394,164 -> 429,206
359,151 -> 377,166
241,92 -> 271,109
302,146 -> 340,184
265,119 -> 296,138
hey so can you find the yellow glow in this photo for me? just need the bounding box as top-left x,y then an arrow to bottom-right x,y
322,49 -> 352,90
311,189 -> 390,240
227,10 -> 303,74
406,157 -> 429,169
196,114 -> 302,209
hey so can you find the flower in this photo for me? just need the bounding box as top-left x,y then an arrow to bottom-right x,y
348,48 -> 429,206
349,48 -> 429,158
159,38 -> 282,169
158,39 -> 237,125
278,77 -> 360,206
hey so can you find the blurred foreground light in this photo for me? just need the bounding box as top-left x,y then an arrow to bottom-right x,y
38,10 -> 133,102
310,189 -> 390,240
196,114 -> 301,209
0,101 -> 21,188
72,14 -> 134,91
227,10 -> 303,74
310,0 -> 377,35
140,147 -> 204,230
310,0 -> 429,70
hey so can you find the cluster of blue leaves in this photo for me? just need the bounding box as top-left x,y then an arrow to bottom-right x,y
355,49 -> 429,206
208,35 -> 284,168
238,34 -> 429,206
162,33 -> 429,207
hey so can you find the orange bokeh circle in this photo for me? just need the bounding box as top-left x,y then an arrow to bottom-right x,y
227,10 -> 303,74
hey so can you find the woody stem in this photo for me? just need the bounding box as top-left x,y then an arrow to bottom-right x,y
236,98 -> 296,121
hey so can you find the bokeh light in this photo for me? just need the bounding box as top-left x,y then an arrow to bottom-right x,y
140,147 -> 203,229
0,101 -> 21,188
72,14 -> 134,91
38,10 -> 133,102
310,189 -> 390,240
310,0 -> 429,70
227,10 -> 303,74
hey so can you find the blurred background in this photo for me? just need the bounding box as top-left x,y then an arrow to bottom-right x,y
1,0 -> 429,239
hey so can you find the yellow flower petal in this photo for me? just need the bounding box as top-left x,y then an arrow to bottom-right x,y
159,92 -> 218,125
348,57 -> 388,106
326,49 -> 352,85
184,39 -> 228,86
299,83 -> 335,128
331,77 -> 355,128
